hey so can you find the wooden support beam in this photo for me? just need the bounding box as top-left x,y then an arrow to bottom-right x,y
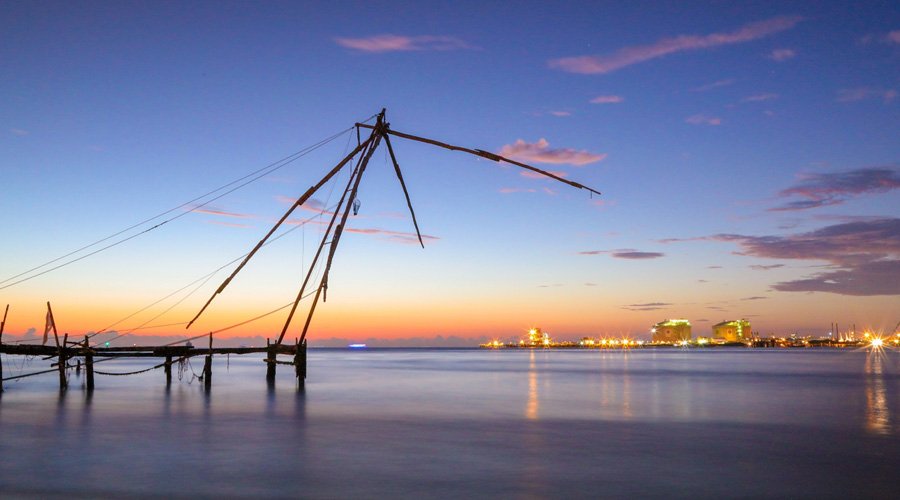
187,136 -> 374,329
0,304 -> 6,393
165,355 -> 172,385
204,333 -> 212,390
298,113 -> 385,345
266,338 -> 276,382
382,132 -> 425,248
358,123 -> 601,196
84,336 -> 94,391
274,127 -> 377,346
294,339 -> 307,384
58,333 -> 68,390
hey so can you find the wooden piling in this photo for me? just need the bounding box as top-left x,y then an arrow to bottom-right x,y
204,333 -> 212,390
84,336 -> 94,391
164,354 -> 172,385
266,338 -> 276,382
1,304 -> 6,393
58,333 -> 68,390
294,339 -> 307,383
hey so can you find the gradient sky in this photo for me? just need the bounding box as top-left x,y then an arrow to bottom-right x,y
2,1 -> 898,346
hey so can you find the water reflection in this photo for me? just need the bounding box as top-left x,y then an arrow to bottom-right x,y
526,350 -> 539,420
864,350 -> 890,435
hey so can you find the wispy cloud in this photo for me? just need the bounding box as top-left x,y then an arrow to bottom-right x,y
741,93 -> 779,102
692,79 -> 736,92
580,248 -> 665,259
836,87 -> 897,103
771,166 -> 900,211
499,187 -> 538,194
191,207 -> 255,219
549,110 -> 572,117
710,218 -> 900,295
343,227 -> 440,245
548,16 -> 801,74
499,138 -> 607,166
334,34 -> 473,53
205,220 -> 253,229
520,170 -> 568,180
749,264 -> 784,271
861,30 -> 900,45
590,95 -> 624,104
9,128 -> 29,136
685,114 -> 722,126
741,296 -> 769,301
622,302 -> 672,311
767,48 -> 796,61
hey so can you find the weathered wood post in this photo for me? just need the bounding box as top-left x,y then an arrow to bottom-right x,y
294,338 -> 307,385
0,304 -> 7,393
58,333 -> 68,390
164,351 -> 172,385
203,333 -> 212,390
266,338 -> 276,382
83,336 -> 94,391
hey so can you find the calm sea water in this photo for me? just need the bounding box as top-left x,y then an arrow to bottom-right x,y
1,347 -> 898,498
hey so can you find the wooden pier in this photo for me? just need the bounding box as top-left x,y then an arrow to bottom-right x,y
0,334 -> 307,392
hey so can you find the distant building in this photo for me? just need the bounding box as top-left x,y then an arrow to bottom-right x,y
526,328 -> 551,347
712,319 -> 752,342
652,319 -> 692,343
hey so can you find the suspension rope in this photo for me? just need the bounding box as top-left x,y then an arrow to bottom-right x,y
0,115 -> 379,291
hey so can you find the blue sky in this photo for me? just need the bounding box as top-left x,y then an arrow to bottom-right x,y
1,1 -> 898,345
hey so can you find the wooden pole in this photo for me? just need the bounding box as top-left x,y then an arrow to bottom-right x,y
275,121 -> 380,346
84,336 -> 94,391
187,136 -> 374,330
297,113 -> 385,345
47,302 -> 60,348
293,339 -> 307,383
0,304 -> 7,393
358,123 -> 602,196
58,333 -> 68,390
165,353 -> 172,385
382,133 -> 425,248
266,338 -> 276,382
204,332 -> 212,390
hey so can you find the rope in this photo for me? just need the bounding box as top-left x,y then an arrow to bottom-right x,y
0,117 -> 376,291
90,201 -> 340,346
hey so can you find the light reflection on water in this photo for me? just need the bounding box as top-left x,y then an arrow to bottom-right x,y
865,349 -> 890,435
1,348 -> 899,498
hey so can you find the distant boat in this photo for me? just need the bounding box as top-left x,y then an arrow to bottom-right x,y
348,343 -> 367,349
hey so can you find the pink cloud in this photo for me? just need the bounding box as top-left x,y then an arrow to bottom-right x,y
889,30 -> 900,44
334,34 -> 472,53
191,207 -> 255,219
498,187 -> 537,194
768,48 -> 796,61
771,166 -> 900,211
205,220 -> 253,229
579,249 -> 665,259
836,87 -> 897,103
499,138 -> 606,166
549,111 -> 572,117
590,95 -> 624,104
520,170 -> 568,179
685,114 -> 722,126
343,226 -> 439,245
9,128 -> 29,136
742,93 -> 779,102
548,16 -> 802,74
692,79 -> 736,92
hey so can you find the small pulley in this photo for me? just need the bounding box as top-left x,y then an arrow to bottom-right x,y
352,197 -> 361,216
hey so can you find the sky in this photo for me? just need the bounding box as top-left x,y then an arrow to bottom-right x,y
1,1 -> 898,346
